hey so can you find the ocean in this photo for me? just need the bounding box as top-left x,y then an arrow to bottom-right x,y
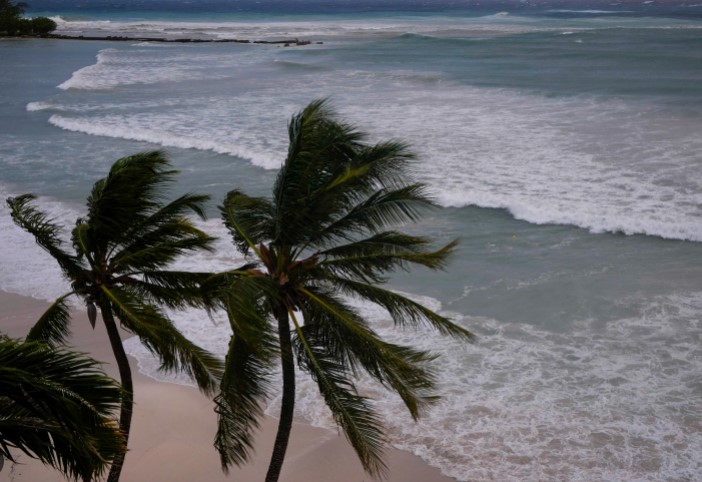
1,1 -> 701,480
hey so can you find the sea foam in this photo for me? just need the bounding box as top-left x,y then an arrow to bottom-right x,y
47,43 -> 702,242
124,284 -> 702,482
26,101 -> 55,112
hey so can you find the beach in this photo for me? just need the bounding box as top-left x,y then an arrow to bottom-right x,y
1,290 -> 456,482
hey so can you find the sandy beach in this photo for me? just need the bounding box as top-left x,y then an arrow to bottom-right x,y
1,290 -> 457,482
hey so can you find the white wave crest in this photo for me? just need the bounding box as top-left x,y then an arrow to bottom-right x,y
48,114 -> 279,169
46,44 -> 702,242
57,49 -> 118,90
26,101 -> 54,112
547,9 -> 632,14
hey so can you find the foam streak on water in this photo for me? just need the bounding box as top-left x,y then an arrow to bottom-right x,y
37,42 -> 702,241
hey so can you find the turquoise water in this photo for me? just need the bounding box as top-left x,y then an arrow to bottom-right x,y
2,4 -> 701,480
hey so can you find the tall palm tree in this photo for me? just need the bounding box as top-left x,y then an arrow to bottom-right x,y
0,336 -> 124,482
212,100 -> 474,482
6,151 -> 224,482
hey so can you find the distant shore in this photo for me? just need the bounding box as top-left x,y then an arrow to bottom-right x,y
4,33 -> 321,46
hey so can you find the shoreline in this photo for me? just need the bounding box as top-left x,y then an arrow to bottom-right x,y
0,290 -> 457,482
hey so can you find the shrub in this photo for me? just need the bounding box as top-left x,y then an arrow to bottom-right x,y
28,16 -> 56,34
0,1 -> 56,36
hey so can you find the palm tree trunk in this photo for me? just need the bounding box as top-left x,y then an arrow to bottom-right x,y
100,302 -> 133,482
265,306 -> 295,482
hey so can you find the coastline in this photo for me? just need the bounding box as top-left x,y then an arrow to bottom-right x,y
0,290 -> 457,482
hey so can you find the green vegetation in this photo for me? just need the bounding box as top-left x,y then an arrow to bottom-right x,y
3,101 -> 473,481
0,0 -> 57,36
26,15 -> 56,34
210,99 -> 474,481
0,337 -> 124,481
6,152 -> 223,482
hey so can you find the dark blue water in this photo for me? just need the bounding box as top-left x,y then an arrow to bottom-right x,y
25,0 -> 702,18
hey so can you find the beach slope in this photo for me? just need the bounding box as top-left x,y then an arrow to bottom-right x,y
1,290 -> 456,482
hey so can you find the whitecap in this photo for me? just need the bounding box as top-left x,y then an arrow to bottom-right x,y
26,101 -> 55,112
44,39 -> 702,243
547,9 -> 633,14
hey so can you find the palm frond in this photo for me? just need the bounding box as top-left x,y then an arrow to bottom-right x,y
127,270 -> 213,309
6,194 -> 84,280
349,140 -> 417,190
272,100 -> 427,251
70,220 -> 96,267
220,275 -> 278,356
0,339 -> 124,481
111,193 -> 215,270
111,222 -> 216,272
299,288 -> 440,420
214,333 -> 273,470
85,151 -> 177,244
282,99 -> 364,178
102,286 -> 223,395
219,189 -> 274,255
290,311 -> 388,477
197,264 -> 260,312
214,275 -> 278,470
308,140 -> 418,221
319,233 -> 458,284
273,99 -> 366,246
129,192 -> 211,231
310,184 -> 436,249
323,276 -> 474,340
25,293 -> 75,347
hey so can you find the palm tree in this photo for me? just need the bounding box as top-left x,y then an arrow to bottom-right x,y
212,100 -> 474,482
6,151 -> 224,482
0,336 -> 124,481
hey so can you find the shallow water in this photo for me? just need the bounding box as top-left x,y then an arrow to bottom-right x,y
2,3 -> 701,480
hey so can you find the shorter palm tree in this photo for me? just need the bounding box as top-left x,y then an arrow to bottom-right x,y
211,100 -> 474,482
7,151 -> 224,482
0,336 -> 124,481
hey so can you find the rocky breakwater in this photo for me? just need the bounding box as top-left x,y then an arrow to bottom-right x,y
37,34 -> 320,46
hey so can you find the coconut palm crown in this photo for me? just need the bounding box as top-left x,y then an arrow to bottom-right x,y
0,337 -> 124,482
6,151 -> 224,482
212,100 -> 474,482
